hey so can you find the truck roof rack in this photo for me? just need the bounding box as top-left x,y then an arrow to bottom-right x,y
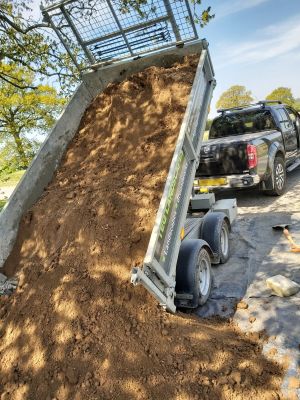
217,100 -> 283,115
217,104 -> 257,114
257,100 -> 282,107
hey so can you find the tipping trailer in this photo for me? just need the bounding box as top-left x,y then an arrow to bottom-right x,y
0,1 -> 236,310
41,0 -> 237,313
130,48 -> 237,312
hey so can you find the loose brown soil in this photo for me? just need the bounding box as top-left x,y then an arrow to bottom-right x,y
0,56 -> 284,400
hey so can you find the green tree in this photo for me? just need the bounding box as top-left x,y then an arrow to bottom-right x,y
0,138 -> 39,176
0,0 -> 79,93
0,64 -> 65,169
294,98 -> 300,112
266,87 -> 296,107
216,85 -> 254,110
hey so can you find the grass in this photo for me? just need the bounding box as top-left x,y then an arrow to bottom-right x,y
0,199 -> 6,212
0,170 -> 25,187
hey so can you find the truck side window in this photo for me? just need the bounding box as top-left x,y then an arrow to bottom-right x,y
276,108 -> 291,131
286,107 -> 300,134
285,107 -> 298,123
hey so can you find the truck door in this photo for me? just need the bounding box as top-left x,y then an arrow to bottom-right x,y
276,108 -> 298,161
285,107 -> 300,150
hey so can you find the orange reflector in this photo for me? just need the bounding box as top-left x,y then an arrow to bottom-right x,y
180,228 -> 185,240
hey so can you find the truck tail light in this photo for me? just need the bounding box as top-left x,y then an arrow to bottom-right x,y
247,144 -> 258,169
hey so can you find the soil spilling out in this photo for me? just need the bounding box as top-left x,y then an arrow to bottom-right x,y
0,56 -> 283,400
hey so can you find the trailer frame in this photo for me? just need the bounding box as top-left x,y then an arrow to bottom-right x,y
131,41 -> 217,312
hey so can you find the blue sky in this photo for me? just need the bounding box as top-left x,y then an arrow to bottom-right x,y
200,0 -> 300,117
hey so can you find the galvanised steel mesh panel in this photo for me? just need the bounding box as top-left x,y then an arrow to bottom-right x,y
42,0 -> 198,70
171,0 -> 197,40
89,22 -> 173,62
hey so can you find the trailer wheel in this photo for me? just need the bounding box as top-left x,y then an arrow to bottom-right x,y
175,239 -> 212,308
197,247 -> 212,305
200,212 -> 230,264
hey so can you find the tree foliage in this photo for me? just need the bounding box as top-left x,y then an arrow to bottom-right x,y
0,138 -> 39,176
294,99 -> 300,112
0,64 -> 65,169
266,87 -> 297,108
113,0 -> 214,27
216,85 -> 254,110
0,0 -> 80,93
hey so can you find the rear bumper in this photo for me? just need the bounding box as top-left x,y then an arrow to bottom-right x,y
194,174 -> 260,191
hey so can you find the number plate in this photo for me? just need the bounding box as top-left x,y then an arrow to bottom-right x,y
196,177 -> 228,187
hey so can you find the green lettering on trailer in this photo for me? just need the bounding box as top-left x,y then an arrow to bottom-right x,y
158,151 -> 184,239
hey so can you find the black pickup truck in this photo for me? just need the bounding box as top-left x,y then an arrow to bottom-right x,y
195,101 -> 300,196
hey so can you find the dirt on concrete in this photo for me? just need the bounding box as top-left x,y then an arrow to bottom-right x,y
0,56 -> 284,400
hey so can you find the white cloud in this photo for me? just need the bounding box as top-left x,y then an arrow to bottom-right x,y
215,0 -> 271,19
216,14 -> 300,67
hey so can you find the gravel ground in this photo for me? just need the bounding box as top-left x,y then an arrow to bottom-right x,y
197,167 -> 300,399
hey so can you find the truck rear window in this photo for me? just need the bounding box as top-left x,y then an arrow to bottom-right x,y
209,109 -> 277,139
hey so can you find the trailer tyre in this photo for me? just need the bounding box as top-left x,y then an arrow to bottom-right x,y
200,212 -> 230,264
197,247 -> 212,305
176,239 -> 212,308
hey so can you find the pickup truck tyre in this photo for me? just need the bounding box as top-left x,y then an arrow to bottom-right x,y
267,155 -> 286,196
200,213 -> 230,264
175,239 -> 212,307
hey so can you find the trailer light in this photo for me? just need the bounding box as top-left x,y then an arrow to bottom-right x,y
247,144 -> 258,169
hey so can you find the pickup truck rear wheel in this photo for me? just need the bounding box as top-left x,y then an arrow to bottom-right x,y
268,155 -> 286,196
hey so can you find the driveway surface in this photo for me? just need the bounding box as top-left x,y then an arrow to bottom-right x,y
197,167 -> 300,398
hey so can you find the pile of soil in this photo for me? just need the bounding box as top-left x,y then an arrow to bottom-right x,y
0,56 -> 284,400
